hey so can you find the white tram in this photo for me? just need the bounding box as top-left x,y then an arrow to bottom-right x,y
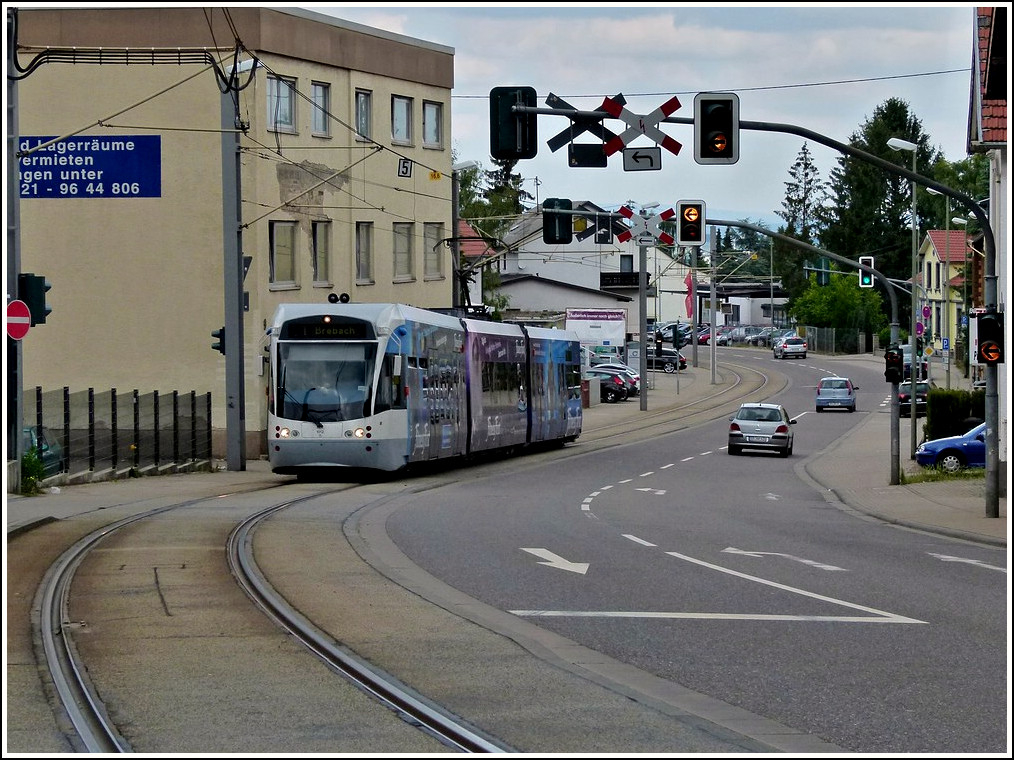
266,302 -> 583,474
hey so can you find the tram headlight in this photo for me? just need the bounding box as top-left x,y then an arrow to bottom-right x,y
352,427 -> 367,439
276,426 -> 292,438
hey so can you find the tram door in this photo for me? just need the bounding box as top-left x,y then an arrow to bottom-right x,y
424,350 -> 466,460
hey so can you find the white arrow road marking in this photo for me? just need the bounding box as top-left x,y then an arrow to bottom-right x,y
635,487 -> 666,495
520,548 -> 589,574
764,493 -> 781,501
722,547 -> 847,571
928,553 -> 1007,572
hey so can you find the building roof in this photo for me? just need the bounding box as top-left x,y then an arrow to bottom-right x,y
968,6 -> 1006,150
926,229 -> 970,264
457,219 -> 492,259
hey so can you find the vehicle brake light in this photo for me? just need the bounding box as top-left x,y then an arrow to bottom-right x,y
775,424 -> 789,433
729,422 -> 741,431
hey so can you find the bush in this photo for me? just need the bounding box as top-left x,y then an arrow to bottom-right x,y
20,447 -> 46,495
925,388 -> 985,440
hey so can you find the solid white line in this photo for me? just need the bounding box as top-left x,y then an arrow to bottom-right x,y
622,534 -> 656,547
665,550 -> 925,623
509,611 -> 923,623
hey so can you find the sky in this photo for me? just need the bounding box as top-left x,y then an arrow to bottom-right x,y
309,2 -> 978,228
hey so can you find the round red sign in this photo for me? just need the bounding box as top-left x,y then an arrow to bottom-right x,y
6,299 -> 31,340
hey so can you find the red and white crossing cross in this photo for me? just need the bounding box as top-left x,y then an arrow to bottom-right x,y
615,205 -> 676,246
599,95 -> 683,157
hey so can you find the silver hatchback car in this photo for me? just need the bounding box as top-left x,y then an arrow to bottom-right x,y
773,336 -> 807,359
815,376 -> 857,412
728,402 -> 796,457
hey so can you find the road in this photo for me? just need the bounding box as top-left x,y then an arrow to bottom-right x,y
378,349 -> 1008,753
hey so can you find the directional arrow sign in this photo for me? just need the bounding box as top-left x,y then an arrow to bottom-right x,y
622,147 -> 662,172
520,547 -> 589,574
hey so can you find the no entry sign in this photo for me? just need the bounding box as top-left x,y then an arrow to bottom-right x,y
6,299 -> 31,340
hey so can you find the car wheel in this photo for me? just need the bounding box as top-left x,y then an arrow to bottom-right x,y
662,360 -> 676,374
815,406 -> 822,413
938,451 -> 965,473
603,388 -> 620,403
848,405 -> 855,413
728,445 -> 740,455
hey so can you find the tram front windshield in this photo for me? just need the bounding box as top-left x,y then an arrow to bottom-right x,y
277,342 -> 376,423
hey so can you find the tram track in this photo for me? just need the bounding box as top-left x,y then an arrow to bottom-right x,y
26,484 -> 512,753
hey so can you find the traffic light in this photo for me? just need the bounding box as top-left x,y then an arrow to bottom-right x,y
489,86 -> 538,160
693,92 -> 739,165
542,197 -> 573,245
884,345 -> 904,384
976,310 -> 1004,365
211,326 -> 225,355
17,272 -> 52,325
858,255 -> 875,288
676,200 -> 706,246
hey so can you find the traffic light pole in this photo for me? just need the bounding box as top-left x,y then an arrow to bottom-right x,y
7,10 -> 24,490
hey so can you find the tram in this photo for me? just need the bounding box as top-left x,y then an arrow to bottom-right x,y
266,302 -> 583,474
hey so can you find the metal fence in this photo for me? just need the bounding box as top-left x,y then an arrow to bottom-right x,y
802,326 -> 872,355
23,387 -> 213,483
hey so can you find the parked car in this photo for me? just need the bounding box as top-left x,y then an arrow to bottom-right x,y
915,422 -> 986,473
815,376 -> 857,413
592,362 -> 640,396
900,345 -> 929,380
747,326 -> 780,346
715,328 -> 734,346
727,402 -> 796,457
773,335 -> 807,359
22,425 -> 64,478
583,366 -> 631,403
653,322 -> 690,347
898,380 -> 932,417
646,347 -> 687,373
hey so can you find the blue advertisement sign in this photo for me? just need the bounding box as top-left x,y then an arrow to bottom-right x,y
18,135 -> 162,198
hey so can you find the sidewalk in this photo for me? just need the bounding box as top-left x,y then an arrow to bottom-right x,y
6,354 -> 1007,547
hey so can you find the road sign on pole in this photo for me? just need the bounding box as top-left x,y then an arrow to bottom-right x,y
6,300 -> 31,340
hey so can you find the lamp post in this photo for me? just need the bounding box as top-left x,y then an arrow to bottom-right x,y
450,160 -> 479,309
927,187 -> 950,389
887,137 -> 919,459
951,216 -> 969,377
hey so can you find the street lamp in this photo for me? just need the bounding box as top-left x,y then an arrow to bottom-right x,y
451,160 -> 479,309
927,187 -> 951,388
887,136 -> 918,459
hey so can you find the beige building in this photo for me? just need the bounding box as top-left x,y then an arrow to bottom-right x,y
12,6 -> 455,458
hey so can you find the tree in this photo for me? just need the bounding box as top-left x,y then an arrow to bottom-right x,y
818,98 -> 942,329
789,272 -> 887,332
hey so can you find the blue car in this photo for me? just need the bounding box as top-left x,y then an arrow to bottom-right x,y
915,423 -> 986,473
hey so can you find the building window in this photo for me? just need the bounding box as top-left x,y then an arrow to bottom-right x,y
620,254 -> 633,273
356,222 -> 373,283
267,75 -> 296,133
392,95 -> 413,144
269,221 -> 298,285
422,101 -> 442,148
424,222 -> 444,278
312,221 -> 331,283
311,82 -> 330,136
355,89 -> 371,141
393,222 -> 414,280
